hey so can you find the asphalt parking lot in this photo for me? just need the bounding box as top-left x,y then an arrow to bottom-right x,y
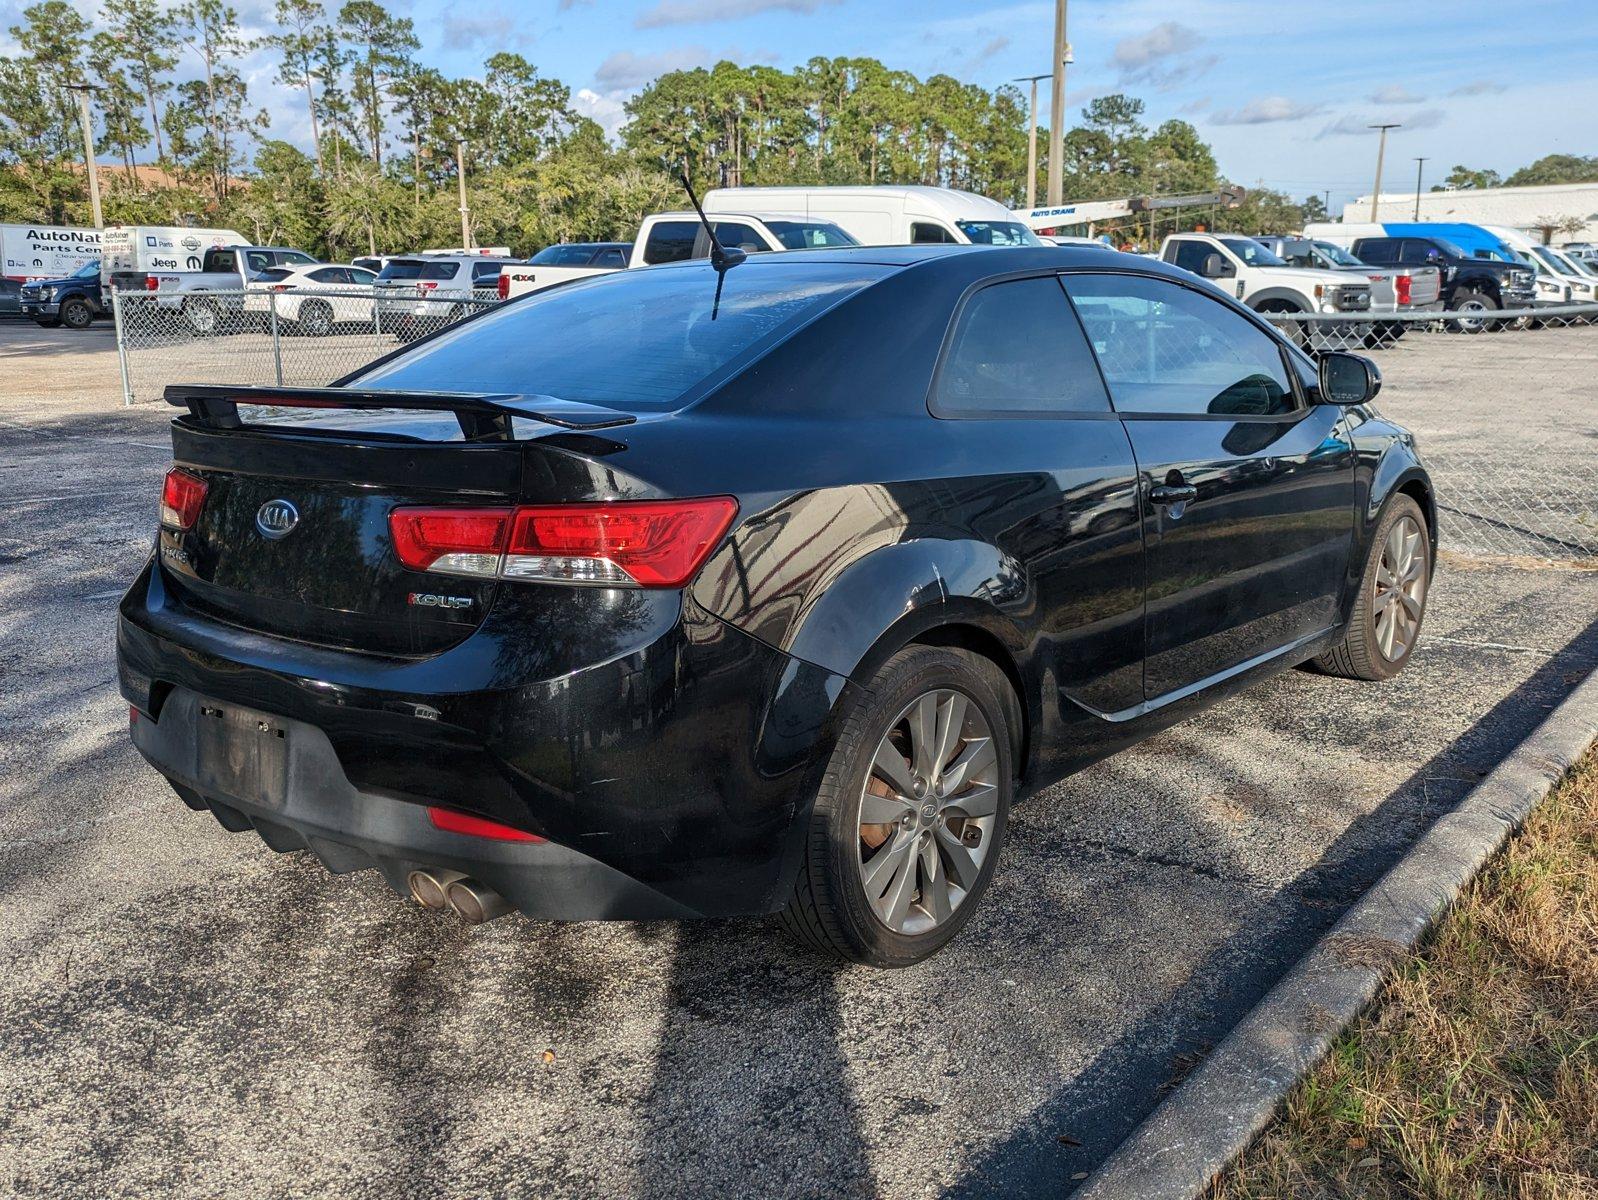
1,316 -> 1595,1198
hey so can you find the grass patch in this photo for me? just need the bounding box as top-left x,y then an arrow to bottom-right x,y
1210,747 -> 1598,1200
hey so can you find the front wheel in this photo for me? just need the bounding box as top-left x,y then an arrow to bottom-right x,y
1314,495 -> 1431,681
780,645 -> 1015,967
60,298 -> 95,330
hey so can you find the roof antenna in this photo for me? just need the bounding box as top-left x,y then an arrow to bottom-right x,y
680,164 -> 745,276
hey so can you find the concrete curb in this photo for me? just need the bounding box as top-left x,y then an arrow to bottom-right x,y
1075,664 -> 1598,1200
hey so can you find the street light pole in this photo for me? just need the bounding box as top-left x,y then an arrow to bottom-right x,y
455,139 -> 472,250
1368,123 -> 1400,222
1014,73 -> 1049,210
1412,156 -> 1428,220
66,83 -> 103,227
1046,0 -> 1069,206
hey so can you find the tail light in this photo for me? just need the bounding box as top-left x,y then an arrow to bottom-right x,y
496,273 -> 510,300
270,284 -> 290,292
1395,274 -> 1412,306
428,806 -> 545,842
144,275 -> 160,291
389,497 -> 738,588
160,467 -> 208,530
418,280 -> 438,291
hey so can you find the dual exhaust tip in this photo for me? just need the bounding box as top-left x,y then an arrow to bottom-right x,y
407,869 -> 512,925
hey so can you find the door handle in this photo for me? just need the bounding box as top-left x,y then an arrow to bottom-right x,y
1150,484 -> 1198,506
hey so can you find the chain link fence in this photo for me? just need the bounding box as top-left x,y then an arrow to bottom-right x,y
108,288 -> 1596,565
110,287 -> 497,405
1266,305 -> 1598,563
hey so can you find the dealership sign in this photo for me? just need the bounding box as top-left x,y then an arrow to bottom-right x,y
0,224 -> 102,281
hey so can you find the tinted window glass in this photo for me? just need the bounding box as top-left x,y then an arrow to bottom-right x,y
956,221 -> 1041,246
378,259 -> 456,281
255,267 -> 293,282
593,248 -> 627,268
471,261 -> 507,282
208,249 -> 237,272
1064,274 -> 1295,416
356,260 -> 885,412
935,277 -> 1111,414
713,222 -> 766,253
1219,237 -> 1285,266
307,267 -> 344,284
643,220 -> 700,264
912,223 -> 958,244
244,251 -> 275,274
348,268 -> 377,284
530,245 -> 591,266
281,251 -> 316,265
1354,238 -> 1400,264
1169,239 -> 1212,274
764,220 -> 857,249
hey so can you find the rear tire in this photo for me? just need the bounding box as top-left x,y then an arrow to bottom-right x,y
780,645 -> 1015,968
297,299 -> 333,337
1314,494 -> 1431,681
185,297 -> 221,336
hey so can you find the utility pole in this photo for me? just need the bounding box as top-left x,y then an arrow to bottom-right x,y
1323,189 -> 1331,220
1412,156 -> 1428,220
1368,123 -> 1400,222
455,139 -> 472,250
1046,0 -> 1069,206
66,83 -> 102,227
1014,74 -> 1050,211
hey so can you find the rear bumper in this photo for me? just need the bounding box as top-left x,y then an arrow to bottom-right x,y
118,559 -> 851,919
132,688 -> 698,919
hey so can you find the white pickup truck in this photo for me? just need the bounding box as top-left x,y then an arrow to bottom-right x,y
499,211 -> 857,300
103,225 -> 320,333
1251,236 -> 1443,316
1160,233 -> 1374,318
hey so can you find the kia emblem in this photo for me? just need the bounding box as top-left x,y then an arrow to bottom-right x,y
255,499 -> 299,540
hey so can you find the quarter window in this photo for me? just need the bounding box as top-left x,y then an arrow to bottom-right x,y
911,222 -> 958,245
642,220 -> 700,265
935,277 -> 1111,415
1168,239 -> 1214,275
1063,274 -> 1296,417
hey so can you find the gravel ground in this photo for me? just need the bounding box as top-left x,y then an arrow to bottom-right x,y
1,316 -> 1594,1199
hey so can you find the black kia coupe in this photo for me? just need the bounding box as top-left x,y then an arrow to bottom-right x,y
119,244 -> 1434,967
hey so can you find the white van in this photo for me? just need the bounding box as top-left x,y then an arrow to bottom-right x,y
101,225 -> 247,289
702,185 -> 1041,247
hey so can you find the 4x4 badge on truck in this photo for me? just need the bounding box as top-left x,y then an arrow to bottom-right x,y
255,499 -> 299,540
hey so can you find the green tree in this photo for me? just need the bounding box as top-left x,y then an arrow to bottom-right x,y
336,0 -> 418,168
1504,154 -> 1598,187
264,0 -> 330,173
1435,163 -> 1502,191
100,0 -> 178,164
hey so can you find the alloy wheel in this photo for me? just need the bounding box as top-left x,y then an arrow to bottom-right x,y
1374,514 -> 1427,660
857,688 -> 999,936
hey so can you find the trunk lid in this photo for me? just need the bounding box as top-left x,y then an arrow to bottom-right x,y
158,386 -> 636,656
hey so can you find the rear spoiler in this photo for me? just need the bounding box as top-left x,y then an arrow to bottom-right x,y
164,384 -> 637,440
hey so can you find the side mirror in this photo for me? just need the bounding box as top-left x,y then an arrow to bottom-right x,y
1316,351 -> 1382,405
1201,252 -> 1235,279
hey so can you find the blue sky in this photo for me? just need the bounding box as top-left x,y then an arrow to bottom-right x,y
11,0 -> 1597,210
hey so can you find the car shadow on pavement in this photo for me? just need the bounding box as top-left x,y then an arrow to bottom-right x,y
945,612 -> 1598,1198
632,920 -> 877,1200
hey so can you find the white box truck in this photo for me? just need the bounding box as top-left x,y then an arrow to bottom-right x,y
1,223 -> 103,281
101,225 -> 248,289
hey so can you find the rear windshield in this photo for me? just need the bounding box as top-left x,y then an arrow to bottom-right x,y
354,259 -> 886,411
377,259 -> 456,281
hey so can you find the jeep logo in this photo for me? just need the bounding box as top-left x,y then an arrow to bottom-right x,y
255,499 -> 299,539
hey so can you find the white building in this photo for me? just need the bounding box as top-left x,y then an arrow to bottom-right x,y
1341,181 -> 1598,243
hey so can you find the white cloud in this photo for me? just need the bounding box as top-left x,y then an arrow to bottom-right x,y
966,35 -> 1010,71
634,0 -> 840,30
1449,79 -> 1506,97
594,46 -> 713,89
573,87 -> 630,139
1112,21 -> 1203,70
1317,108 -> 1446,138
441,11 -> 534,50
1369,84 -> 1425,104
1211,96 -> 1321,125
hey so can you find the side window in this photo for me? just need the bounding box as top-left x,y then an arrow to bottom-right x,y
911,222 -> 957,245
642,220 -> 699,265
934,276 -> 1112,415
713,221 -> 766,253
347,268 -> 377,285
245,251 -> 273,274
307,267 -> 344,284
1169,240 -> 1213,274
1063,274 -> 1296,417
593,248 -> 627,268
1357,239 -> 1400,265
472,261 -> 505,283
